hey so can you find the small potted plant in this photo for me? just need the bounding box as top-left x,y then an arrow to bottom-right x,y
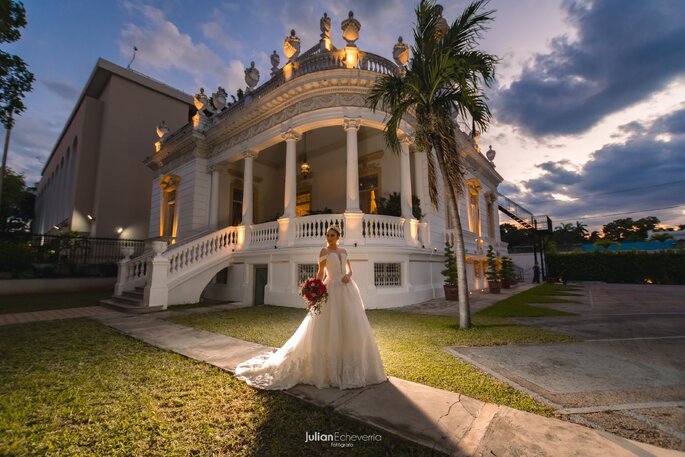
500,256 -> 516,289
441,240 -> 459,300
486,245 -> 501,293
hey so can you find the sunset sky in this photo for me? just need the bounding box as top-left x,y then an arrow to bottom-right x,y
4,0 -> 685,230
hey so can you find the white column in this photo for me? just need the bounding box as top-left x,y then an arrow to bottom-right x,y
241,150 -> 258,227
209,168 -> 220,230
281,130 -> 301,218
399,134 -> 414,219
413,150 -> 426,218
343,117 -> 362,213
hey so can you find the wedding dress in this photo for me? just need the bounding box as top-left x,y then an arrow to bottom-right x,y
234,250 -> 387,390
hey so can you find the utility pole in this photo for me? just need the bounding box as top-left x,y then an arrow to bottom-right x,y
0,112 -> 13,212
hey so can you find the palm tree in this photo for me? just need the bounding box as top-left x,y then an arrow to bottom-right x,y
367,0 -> 497,329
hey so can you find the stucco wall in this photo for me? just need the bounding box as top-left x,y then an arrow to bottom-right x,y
91,74 -> 190,240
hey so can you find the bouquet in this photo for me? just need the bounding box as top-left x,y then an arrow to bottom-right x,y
299,278 -> 328,316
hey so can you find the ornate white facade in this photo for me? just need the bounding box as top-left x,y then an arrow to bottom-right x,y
110,16 -> 507,310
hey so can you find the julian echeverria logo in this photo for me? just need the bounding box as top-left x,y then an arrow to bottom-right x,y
305,431 -> 383,445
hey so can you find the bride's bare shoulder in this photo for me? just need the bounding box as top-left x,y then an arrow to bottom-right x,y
319,248 -> 328,258
339,248 -> 348,255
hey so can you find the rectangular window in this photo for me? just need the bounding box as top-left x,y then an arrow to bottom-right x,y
297,264 -> 318,285
296,191 -> 311,217
374,263 -> 401,287
359,173 -> 380,214
231,188 -> 243,226
163,189 -> 177,238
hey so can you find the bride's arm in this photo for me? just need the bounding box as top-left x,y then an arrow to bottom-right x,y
343,250 -> 352,282
316,248 -> 327,281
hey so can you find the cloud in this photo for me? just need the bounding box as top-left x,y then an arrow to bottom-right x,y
119,2 -> 228,89
4,116 -> 63,185
200,18 -> 243,52
506,107 -> 685,227
494,0 -> 685,136
39,79 -> 80,102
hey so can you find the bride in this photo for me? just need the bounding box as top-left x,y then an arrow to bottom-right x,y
234,225 -> 387,390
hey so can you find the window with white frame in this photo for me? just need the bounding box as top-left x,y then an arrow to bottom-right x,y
374,263 -> 401,287
297,264 -> 318,285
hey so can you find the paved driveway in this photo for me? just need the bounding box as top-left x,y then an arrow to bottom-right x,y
447,283 -> 685,452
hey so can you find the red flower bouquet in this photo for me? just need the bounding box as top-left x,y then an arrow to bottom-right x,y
299,278 -> 328,316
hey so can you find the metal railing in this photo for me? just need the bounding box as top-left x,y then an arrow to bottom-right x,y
14,234 -> 145,265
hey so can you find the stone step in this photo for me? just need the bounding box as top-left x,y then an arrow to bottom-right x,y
122,290 -> 144,300
99,298 -> 164,314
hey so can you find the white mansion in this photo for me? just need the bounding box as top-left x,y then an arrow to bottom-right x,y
109,12 -> 507,310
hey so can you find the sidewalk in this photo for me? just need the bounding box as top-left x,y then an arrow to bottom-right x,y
88,305 -> 683,457
0,306 -> 120,326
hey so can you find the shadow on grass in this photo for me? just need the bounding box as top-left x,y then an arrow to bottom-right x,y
0,290 -> 112,314
0,318 -> 439,456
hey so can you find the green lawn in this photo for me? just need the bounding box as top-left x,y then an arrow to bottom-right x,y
169,284 -> 579,417
0,319 -> 437,456
0,291 -> 112,314
476,283 -> 580,318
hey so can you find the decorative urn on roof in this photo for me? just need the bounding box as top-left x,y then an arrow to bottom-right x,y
341,11 -> 361,46
245,61 -> 260,91
486,145 -> 496,164
284,29 -> 301,60
270,50 -> 280,76
393,36 -> 410,73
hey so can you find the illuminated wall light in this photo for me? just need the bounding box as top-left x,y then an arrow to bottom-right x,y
116,227 -> 124,234
52,225 -> 60,230
87,214 -> 95,221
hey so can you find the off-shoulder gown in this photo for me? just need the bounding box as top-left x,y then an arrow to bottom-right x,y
234,251 -> 387,390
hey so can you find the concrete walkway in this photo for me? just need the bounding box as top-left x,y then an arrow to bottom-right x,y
0,305 -> 120,326
84,305 -> 683,457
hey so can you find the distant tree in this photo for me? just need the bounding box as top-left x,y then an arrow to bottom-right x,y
376,192 -> 423,220
499,222 -> 533,247
0,0 -> 34,129
574,221 -> 589,240
649,233 -> 674,242
0,167 -> 34,232
0,0 -> 35,219
587,230 -> 600,243
602,216 -> 660,242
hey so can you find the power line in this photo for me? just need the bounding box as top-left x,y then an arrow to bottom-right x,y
551,203 -> 685,224
519,179 -> 685,204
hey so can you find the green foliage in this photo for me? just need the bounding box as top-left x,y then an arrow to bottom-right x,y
441,240 -> 458,286
0,167 -> 34,232
376,191 -> 424,220
649,233 -> 674,242
602,216 -> 659,242
500,256 -> 516,282
0,237 -> 32,273
499,222 -> 534,247
485,244 -> 500,281
546,251 -> 685,284
0,0 -> 34,129
593,239 -> 619,251
306,206 -> 333,215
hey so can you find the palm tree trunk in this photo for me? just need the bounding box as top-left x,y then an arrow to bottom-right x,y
446,180 -> 471,329
432,144 -> 471,329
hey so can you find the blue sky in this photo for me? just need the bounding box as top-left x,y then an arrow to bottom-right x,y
3,0 -> 685,230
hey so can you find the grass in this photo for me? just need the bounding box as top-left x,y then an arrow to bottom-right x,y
0,290 -> 112,314
476,284 -> 580,318
169,284 -> 580,417
0,319 -> 437,456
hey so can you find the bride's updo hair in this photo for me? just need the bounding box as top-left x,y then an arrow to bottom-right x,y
326,225 -> 342,237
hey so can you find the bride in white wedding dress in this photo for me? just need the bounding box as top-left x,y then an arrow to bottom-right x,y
234,225 -> 387,390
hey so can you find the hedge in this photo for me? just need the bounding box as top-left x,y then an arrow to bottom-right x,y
546,251 -> 685,285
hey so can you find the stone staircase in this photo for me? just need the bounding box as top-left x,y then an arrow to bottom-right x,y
104,226 -> 240,312
100,286 -> 164,313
